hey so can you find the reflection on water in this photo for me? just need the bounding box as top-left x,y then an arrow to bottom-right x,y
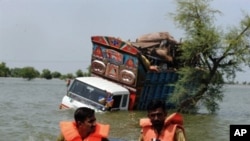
0,78 -> 249,141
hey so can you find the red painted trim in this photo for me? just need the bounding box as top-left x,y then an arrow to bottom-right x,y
91,36 -> 139,55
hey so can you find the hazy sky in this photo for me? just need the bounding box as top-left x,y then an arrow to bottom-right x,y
1,0 -> 250,82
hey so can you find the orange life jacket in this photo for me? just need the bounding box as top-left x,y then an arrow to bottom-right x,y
60,121 -> 110,141
140,113 -> 185,141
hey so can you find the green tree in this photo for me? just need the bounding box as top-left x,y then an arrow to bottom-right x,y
76,69 -> 84,77
21,67 -> 39,80
10,68 -> 23,77
41,69 -> 52,80
83,72 -> 90,77
51,71 -> 62,78
0,62 -> 10,77
170,0 -> 250,113
66,73 -> 74,79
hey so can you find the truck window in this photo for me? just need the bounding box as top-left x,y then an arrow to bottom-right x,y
89,88 -> 107,104
69,80 -> 108,105
69,81 -> 87,98
112,95 -> 122,109
122,95 -> 128,107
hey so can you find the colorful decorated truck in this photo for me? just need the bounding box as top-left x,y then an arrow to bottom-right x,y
60,32 -> 180,112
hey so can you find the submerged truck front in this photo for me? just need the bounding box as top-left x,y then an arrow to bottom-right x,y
60,77 -> 130,112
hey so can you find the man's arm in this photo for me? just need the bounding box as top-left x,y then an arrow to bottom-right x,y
174,128 -> 186,141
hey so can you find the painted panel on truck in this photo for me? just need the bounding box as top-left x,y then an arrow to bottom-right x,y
91,36 -> 140,89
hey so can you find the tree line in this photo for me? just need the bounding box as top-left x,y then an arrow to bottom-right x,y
0,62 -> 90,80
225,81 -> 250,85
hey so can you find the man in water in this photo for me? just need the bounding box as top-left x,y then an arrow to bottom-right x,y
57,107 -> 110,141
138,100 -> 186,141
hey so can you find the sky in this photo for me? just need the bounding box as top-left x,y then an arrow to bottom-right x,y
0,0 -> 250,82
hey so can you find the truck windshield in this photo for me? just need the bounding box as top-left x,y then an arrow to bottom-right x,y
69,80 -> 107,105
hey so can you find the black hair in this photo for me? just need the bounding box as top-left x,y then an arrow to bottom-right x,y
74,107 -> 95,122
147,100 -> 166,112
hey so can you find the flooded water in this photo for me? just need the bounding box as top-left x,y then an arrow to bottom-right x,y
0,78 -> 249,141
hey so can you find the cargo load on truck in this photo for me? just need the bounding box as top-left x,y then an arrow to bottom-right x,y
132,32 -> 181,71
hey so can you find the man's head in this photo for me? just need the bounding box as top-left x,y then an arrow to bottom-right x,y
147,100 -> 167,128
74,107 -> 96,137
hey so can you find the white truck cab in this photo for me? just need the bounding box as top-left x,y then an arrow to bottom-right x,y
60,77 -> 130,112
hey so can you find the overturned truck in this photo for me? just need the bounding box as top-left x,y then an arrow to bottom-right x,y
60,32 -> 183,112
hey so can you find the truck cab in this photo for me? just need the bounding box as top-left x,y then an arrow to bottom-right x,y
60,77 -> 130,112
